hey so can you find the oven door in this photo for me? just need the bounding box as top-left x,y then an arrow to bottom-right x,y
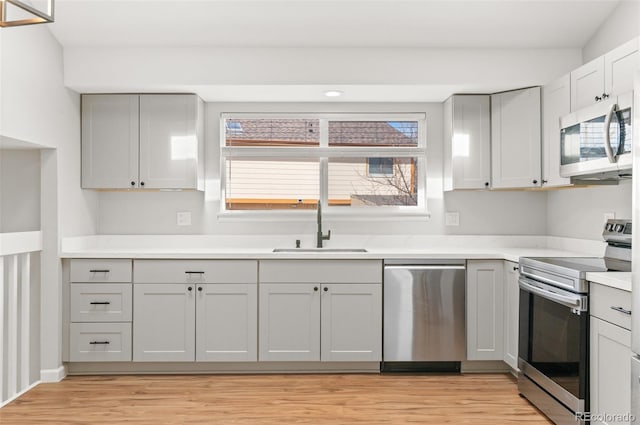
518,276 -> 589,414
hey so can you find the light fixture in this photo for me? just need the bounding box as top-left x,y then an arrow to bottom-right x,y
0,0 -> 54,28
324,90 -> 344,98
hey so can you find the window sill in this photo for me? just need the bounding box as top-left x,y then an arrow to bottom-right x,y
217,209 -> 431,222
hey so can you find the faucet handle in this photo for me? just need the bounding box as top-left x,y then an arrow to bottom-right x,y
323,230 -> 331,241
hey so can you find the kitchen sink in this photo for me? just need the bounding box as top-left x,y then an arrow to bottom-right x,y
272,248 -> 368,253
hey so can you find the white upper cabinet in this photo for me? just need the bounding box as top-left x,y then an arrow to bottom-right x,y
139,95 -> 203,189
82,94 -> 204,190
571,37 -> 639,111
81,95 -> 139,189
491,87 -> 542,189
542,74 -> 572,187
443,95 -> 491,190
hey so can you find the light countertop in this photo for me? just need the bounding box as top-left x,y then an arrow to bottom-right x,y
60,235 -> 606,264
587,272 -> 632,292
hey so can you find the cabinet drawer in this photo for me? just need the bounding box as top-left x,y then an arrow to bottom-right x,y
590,283 -> 631,330
70,284 -> 132,322
134,260 -> 257,284
70,259 -> 132,283
69,323 -> 132,362
259,260 -> 382,283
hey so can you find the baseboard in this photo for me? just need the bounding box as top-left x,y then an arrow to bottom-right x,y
40,366 -> 67,383
461,360 -> 511,373
0,381 -> 40,408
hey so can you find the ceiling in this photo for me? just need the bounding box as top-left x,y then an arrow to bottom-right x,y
48,0 -> 622,102
50,0 -> 618,48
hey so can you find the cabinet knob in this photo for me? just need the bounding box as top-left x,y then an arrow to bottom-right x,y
314,287 -> 319,292
323,287 -> 328,292
595,95 -> 602,102
484,182 -> 489,187
130,181 -> 135,186
513,266 -> 519,271
542,180 -> 548,184
532,179 -> 538,185
602,93 -> 609,99
140,181 -> 145,187
187,286 -> 193,292
197,287 -> 203,292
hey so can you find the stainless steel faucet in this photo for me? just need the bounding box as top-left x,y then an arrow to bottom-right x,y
316,200 -> 331,248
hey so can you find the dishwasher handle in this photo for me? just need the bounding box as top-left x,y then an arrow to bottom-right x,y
384,265 -> 466,271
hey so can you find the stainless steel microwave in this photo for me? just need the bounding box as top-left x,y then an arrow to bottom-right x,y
560,91 -> 632,182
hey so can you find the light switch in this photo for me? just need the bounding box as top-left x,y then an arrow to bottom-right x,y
445,212 -> 460,226
177,211 -> 192,226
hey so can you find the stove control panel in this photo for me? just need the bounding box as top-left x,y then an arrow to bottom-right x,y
603,219 -> 632,244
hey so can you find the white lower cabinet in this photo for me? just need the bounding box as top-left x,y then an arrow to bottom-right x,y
590,282 -> 632,425
133,282 -> 258,362
502,261 -> 519,370
70,323 -> 132,362
259,282 -> 382,362
466,260 -> 504,360
321,283 -> 382,361
258,260 -> 383,363
259,283 -> 321,361
196,284 -> 257,361
133,283 -> 196,362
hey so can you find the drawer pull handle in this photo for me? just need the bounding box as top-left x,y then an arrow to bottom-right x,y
89,270 -> 110,273
89,341 -> 110,345
185,271 -> 205,274
610,306 -> 632,315
89,301 -> 111,305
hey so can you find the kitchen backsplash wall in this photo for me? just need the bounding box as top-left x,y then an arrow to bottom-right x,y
546,181 -> 632,241
96,101 -> 548,236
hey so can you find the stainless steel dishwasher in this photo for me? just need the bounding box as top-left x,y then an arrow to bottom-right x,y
383,259 -> 466,371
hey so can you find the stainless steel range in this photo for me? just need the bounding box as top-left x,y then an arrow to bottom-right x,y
518,219 -> 632,425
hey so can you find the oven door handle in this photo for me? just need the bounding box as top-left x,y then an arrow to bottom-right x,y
518,277 -> 584,310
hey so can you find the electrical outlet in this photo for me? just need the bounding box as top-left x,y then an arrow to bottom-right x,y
445,212 -> 460,226
177,211 -> 192,226
603,212 -> 615,224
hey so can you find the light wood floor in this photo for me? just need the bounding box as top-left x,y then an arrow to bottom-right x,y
0,373 -> 551,424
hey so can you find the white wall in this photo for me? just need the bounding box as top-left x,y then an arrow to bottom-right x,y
0,149 -> 40,233
1,25 -> 98,381
582,0 -> 640,62
97,101 -> 548,236
547,182 -> 632,240
63,47 -> 582,101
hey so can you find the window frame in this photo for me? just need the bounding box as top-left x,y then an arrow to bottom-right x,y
219,112 -> 428,220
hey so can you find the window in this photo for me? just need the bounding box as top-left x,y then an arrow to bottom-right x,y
220,113 -> 426,216
367,158 -> 394,177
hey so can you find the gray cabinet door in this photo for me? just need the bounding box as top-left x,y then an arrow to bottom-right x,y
259,283 -> 320,361
443,95 -> 491,190
321,283 -> 382,362
502,261 -> 519,370
81,95 -> 139,189
490,87 -> 542,189
139,94 -> 200,189
590,316 -> 631,425
133,283 -> 195,361
196,284 -> 257,362
467,260 -> 504,360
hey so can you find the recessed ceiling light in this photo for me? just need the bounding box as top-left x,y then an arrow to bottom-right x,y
324,90 -> 343,97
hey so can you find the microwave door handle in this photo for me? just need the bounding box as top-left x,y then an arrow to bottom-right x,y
518,278 -> 582,310
603,103 -> 618,163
